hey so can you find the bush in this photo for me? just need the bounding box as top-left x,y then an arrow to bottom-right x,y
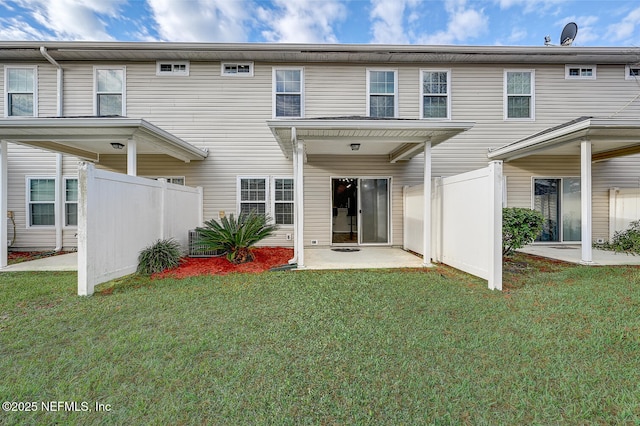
596,220 -> 640,255
194,212 -> 277,264
137,238 -> 183,275
502,207 -> 544,257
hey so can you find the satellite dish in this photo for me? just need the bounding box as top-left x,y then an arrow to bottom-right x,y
560,22 -> 578,46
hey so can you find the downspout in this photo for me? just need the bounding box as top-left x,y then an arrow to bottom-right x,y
40,47 -> 65,251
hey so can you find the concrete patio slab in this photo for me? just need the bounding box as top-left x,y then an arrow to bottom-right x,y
1,252 -> 78,272
304,247 -> 426,270
518,245 -> 640,266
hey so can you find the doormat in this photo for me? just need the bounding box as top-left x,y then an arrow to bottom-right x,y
331,248 -> 361,252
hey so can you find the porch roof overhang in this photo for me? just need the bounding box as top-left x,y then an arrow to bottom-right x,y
0,117 -> 208,163
488,117 -> 640,162
267,117 -> 475,162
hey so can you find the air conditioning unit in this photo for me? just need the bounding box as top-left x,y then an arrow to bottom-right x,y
188,230 -> 225,258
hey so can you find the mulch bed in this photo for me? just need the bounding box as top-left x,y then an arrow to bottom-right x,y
153,247 -> 294,279
8,251 -> 72,265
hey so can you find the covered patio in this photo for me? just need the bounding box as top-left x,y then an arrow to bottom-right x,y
489,116 -> 640,265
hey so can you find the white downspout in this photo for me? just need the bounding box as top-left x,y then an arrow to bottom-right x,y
41,46 -> 65,251
288,127 -> 298,264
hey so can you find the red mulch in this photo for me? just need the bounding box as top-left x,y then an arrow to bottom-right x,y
153,247 -> 294,279
8,250 -> 72,264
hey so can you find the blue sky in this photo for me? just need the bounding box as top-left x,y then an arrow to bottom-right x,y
0,0 -> 638,46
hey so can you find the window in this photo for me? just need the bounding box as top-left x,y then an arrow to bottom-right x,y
273,68 -> 303,117
238,177 -> 294,225
95,67 -> 125,116
625,65 -> 640,80
222,62 -> 254,77
565,65 -> 596,79
27,178 -> 55,227
147,176 -> 186,185
504,70 -> 534,120
367,69 -> 397,118
421,69 -> 450,119
273,178 -> 294,225
156,61 -> 189,76
5,66 -> 37,117
65,178 -> 78,227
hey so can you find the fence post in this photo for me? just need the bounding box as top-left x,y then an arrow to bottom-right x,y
488,161 -> 503,291
608,188 -> 619,241
77,162 -> 96,296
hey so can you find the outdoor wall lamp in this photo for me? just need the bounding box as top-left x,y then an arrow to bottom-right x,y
350,143 -> 360,151
111,142 -> 125,150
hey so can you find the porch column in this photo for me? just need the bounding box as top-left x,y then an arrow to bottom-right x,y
295,137 -> 305,268
423,141 -> 432,267
127,139 -> 137,176
581,140 -> 593,264
0,141 -> 7,268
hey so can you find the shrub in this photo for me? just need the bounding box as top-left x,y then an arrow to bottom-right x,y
194,212 -> 278,264
137,238 -> 183,275
596,220 -> 640,255
502,207 -> 544,257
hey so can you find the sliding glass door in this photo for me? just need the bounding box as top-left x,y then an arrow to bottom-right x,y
533,177 -> 581,242
359,178 -> 390,244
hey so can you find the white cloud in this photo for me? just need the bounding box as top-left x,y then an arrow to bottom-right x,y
495,0 -> 563,14
11,0 -> 125,40
0,16 -> 49,40
418,0 -> 488,45
606,7 -> 640,43
369,0 -> 419,44
258,0 -> 347,43
146,0 -> 251,42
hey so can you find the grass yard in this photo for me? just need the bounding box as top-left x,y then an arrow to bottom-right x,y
0,255 -> 639,424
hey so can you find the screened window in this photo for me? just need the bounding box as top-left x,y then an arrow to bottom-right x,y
156,61 -> 189,76
65,178 -> 78,227
95,68 -> 125,116
505,70 -> 534,119
6,67 -> 36,117
274,68 -> 303,117
239,178 -> 267,215
368,70 -> 397,118
273,178 -> 294,225
28,178 -> 55,226
565,65 -> 596,79
222,62 -> 254,76
421,70 -> 450,119
625,65 -> 640,80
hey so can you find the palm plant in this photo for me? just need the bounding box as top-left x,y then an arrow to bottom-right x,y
194,212 -> 278,264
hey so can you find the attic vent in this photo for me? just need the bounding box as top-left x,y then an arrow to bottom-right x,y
188,230 -> 225,257
221,62 -> 254,77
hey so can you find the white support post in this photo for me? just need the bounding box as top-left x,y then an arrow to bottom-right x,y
422,141 -> 432,267
127,139 -> 137,176
488,160 -> 503,291
77,162 -> 96,296
0,141 -> 8,268
609,187 -> 619,242
581,140 -> 593,264
289,127 -> 299,265
296,137 -> 305,268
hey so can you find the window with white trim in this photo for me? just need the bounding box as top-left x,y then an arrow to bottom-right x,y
565,65 -> 596,79
625,65 -> 640,80
238,177 -> 294,225
273,68 -> 303,117
94,67 -> 125,116
65,178 -> 78,227
156,61 -> 189,76
222,62 -> 254,77
5,66 -> 37,117
421,69 -> 450,119
146,176 -> 186,185
504,70 -> 534,120
27,178 -> 55,227
367,69 -> 397,118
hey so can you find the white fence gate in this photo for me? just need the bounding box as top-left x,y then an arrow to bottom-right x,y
78,162 -> 203,296
404,161 -> 503,290
609,187 -> 640,240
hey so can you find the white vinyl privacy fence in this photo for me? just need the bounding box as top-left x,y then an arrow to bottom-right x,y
404,161 -> 503,290
609,187 -> 640,240
78,162 -> 203,296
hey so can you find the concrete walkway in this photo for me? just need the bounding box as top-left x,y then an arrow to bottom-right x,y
518,244 -> 640,265
1,252 -> 78,272
304,247 -> 426,270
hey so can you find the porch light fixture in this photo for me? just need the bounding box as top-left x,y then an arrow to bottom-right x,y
110,142 -> 125,150
350,143 -> 360,151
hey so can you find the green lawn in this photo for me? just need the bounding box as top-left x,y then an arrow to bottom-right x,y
0,256 -> 639,425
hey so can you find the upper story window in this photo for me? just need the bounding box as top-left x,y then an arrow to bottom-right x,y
273,68 -> 303,118
5,66 -> 37,117
367,69 -> 397,118
156,61 -> 189,76
504,70 -> 535,120
95,67 -> 125,116
222,62 -> 254,77
421,69 -> 450,119
565,65 -> 596,79
625,65 -> 640,80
